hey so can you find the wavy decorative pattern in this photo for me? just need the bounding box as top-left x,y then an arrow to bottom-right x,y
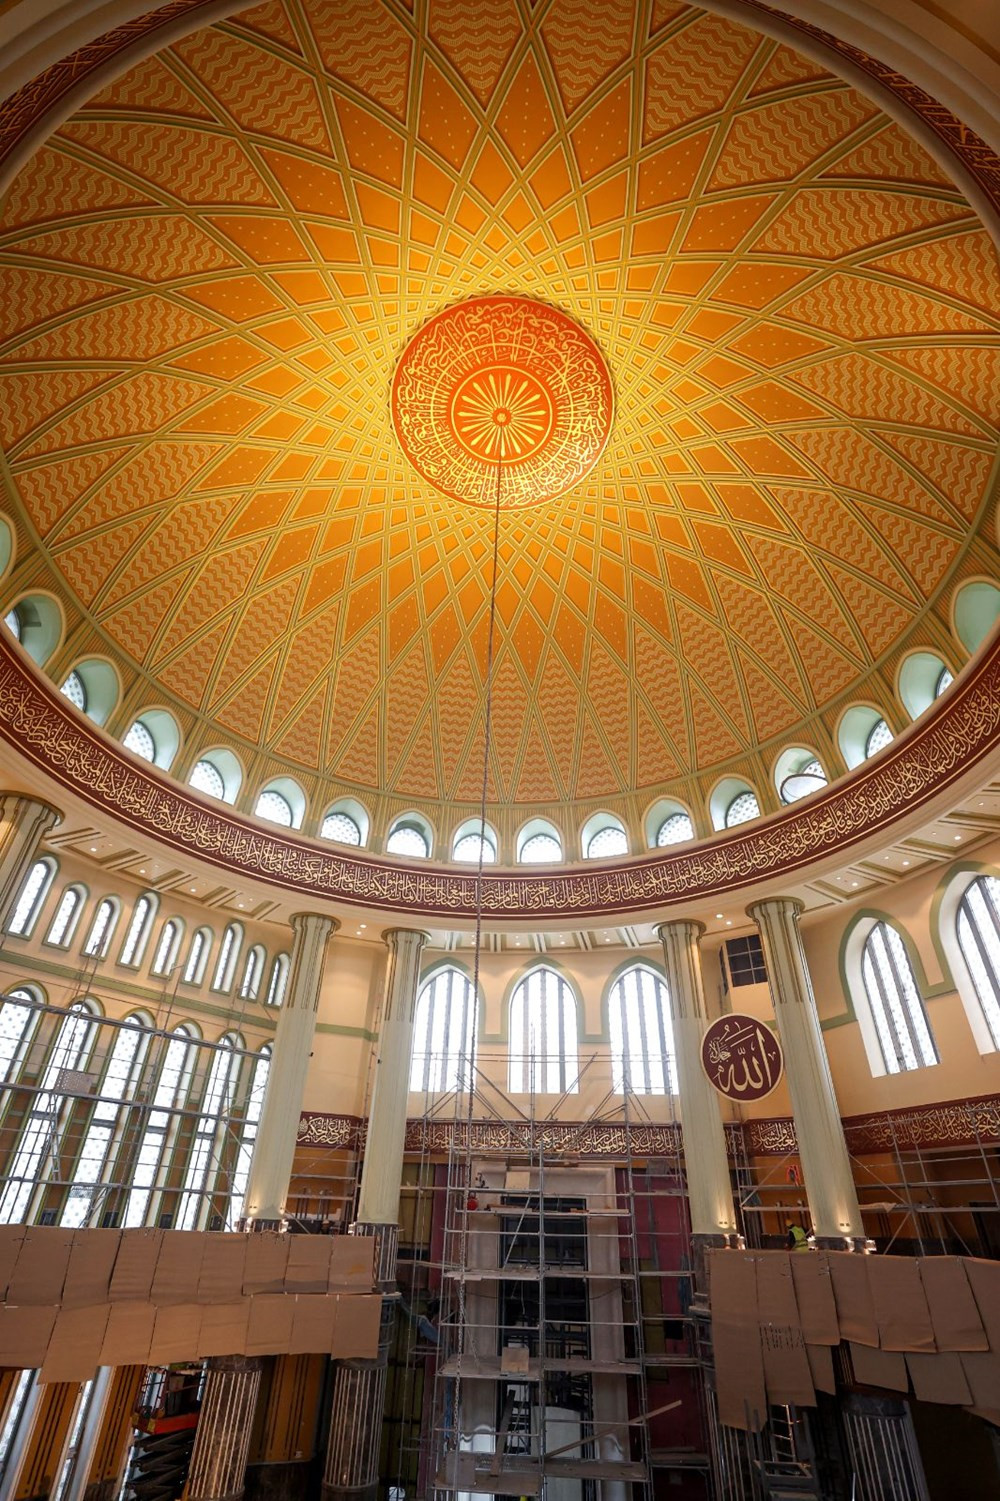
0,0 -> 997,837
0,627 -> 996,919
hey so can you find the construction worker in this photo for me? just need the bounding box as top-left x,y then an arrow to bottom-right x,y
786,1223 -> 811,1252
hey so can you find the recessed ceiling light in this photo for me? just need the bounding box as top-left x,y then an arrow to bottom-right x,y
851,881 -> 858,888
902,860 -> 910,867
725,920 -> 732,926
359,923 -> 366,929
954,834 -> 962,842
190,886 -> 196,892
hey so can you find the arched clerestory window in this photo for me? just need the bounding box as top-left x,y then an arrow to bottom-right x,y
861,922 -> 938,1074
956,875 -> 1000,1051
176,1034 -> 240,1230
509,968 -> 578,1094
122,1026 -> 195,1227
7,858 -> 57,937
212,925 -> 243,992
238,945 -> 265,1001
82,898 -> 118,959
265,953 -> 290,1007
119,895 -> 157,967
608,965 -> 677,1095
151,919 -> 183,978
0,988 -> 40,1086
0,1002 -> 98,1224
45,886 -> 84,948
227,1046 -> 271,1229
61,1015 -> 151,1228
410,968 -> 477,1093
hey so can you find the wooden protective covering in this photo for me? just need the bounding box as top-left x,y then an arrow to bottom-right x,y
709,1250 -> 1000,1432
0,1226 -> 379,1382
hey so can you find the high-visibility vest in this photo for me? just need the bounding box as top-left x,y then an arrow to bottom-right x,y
788,1225 -> 810,1251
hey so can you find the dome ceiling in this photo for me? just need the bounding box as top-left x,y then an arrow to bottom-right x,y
0,0 -> 997,837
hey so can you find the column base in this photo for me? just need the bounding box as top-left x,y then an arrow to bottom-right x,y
812,1233 -> 874,1253
321,1483 -> 377,1501
690,1230 -> 741,1296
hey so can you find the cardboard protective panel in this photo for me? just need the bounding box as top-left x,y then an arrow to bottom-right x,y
0,1229 -> 25,1301
150,1232 -> 205,1305
285,1236 -> 333,1294
63,1230 -> 121,1309
501,1345 -> 530,1374
333,1294 -> 382,1359
40,1304 -> 110,1384
964,1260 -> 1000,1350
246,1294 -> 295,1356
959,1353 -> 1000,1412
290,1295 -> 338,1355
850,1342 -> 908,1392
100,1302 -> 155,1367
828,1253 -> 878,1347
867,1256 -> 935,1352
969,1407 -> 1000,1428
918,1258 -> 988,1352
0,1304 -> 56,1368
198,1236 -> 248,1305
708,1252 -> 767,1432
109,1230 -> 163,1302
790,1254 -> 839,1345
197,1303 -> 250,1358
806,1343 -> 836,1395
906,1351 -> 972,1406
329,1235 -> 376,1291
755,1253 -> 815,1408
7,1226 -> 73,1305
243,1233 -> 289,1295
149,1304 -> 203,1365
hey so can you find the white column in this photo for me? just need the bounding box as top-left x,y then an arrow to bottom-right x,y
657,921 -> 738,1242
243,910 -> 337,1225
356,927 -> 429,1226
0,793 -> 60,926
748,897 -> 865,1246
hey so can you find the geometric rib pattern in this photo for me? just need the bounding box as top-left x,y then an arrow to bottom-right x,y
0,0 -> 997,840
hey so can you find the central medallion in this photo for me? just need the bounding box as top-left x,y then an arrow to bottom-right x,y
391,295 -> 613,509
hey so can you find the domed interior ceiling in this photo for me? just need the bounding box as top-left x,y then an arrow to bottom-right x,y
0,0 -> 998,835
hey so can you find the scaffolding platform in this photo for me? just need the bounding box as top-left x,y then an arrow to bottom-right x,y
435,1452 -> 648,1493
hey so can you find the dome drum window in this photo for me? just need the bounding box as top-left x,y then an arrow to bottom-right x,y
452,819 -> 498,864
581,812 -> 628,860
516,820 -> 563,865
387,815 -> 432,859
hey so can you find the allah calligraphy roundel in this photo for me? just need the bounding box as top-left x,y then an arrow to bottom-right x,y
391,295 -> 614,508
701,1013 -> 784,1103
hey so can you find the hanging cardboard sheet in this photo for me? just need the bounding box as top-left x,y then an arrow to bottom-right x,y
150,1232 -> 205,1305
790,1254 -> 839,1345
40,1304 -> 110,1384
332,1293 -> 382,1359
149,1304 -> 203,1365
109,1230 -> 163,1302
100,1302 -> 155,1367
805,1343 -> 836,1395
0,1304 -> 56,1368
290,1295 -> 338,1355
198,1236 -> 248,1304
906,1352 -> 972,1406
6,1226 -> 73,1305
849,1342 -> 908,1392
708,1252 -> 766,1432
63,1230 -> 121,1309
197,1303 -> 250,1359
964,1259 -> 1000,1350
246,1294 -> 295,1356
0,1229 -> 24,1301
918,1257 -> 988,1351
755,1254 -> 815,1408
285,1236 -> 333,1293
959,1353 -> 1000,1412
828,1253 -> 878,1347
329,1235 -> 376,1291
867,1255 -> 935,1352
243,1232 -> 289,1295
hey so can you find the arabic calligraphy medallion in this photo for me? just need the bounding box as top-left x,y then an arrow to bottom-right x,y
391,295 -> 614,508
701,1013 -> 784,1103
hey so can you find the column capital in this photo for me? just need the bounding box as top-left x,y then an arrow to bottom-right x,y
0,791 -> 62,828
655,917 -> 705,943
383,925 -> 431,950
289,909 -> 339,941
746,895 -> 805,925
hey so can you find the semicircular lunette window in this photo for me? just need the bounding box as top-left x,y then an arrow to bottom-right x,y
866,718 -> 893,758
520,832 -> 562,864
123,721 -> 155,762
254,790 -> 293,827
321,811 -> 362,845
725,791 -> 760,828
586,825 -> 628,859
189,759 -> 225,799
387,824 -> 429,858
656,813 -> 694,846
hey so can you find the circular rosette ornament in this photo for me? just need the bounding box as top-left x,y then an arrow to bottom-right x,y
391,295 -> 613,508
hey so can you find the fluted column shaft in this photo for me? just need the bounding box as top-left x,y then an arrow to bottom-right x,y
323,927 -> 428,1501
243,911 -> 337,1225
0,793 -> 61,928
657,921 -> 738,1242
748,898 -> 865,1246
187,1357 -> 263,1501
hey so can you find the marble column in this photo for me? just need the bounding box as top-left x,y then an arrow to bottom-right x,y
243,911 -> 337,1227
187,1356 -> 263,1501
0,792 -> 61,928
748,898 -> 865,1248
323,927 -> 428,1501
657,921 -> 738,1263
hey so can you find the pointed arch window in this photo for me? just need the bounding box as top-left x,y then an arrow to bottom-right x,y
151,919 -> 182,978
7,858 -> 56,936
228,1046 -> 271,1229
46,887 -> 84,948
410,968 -> 477,1093
120,896 -> 156,966
212,925 -> 242,992
656,812 -> 694,846
122,1026 -> 194,1227
82,898 -> 117,958
509,968 -> 578,1094
609,966 -> 677,1095
238,945 -> 265,1001
176,1035 -> 240,1230
957,875 -> 1000,1050
0,989 -> 40,1086
0,1002 -> 98,1224
61,1016 -> 151,1228
861,922 -> 938,1073
265,953 -> 290,1007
